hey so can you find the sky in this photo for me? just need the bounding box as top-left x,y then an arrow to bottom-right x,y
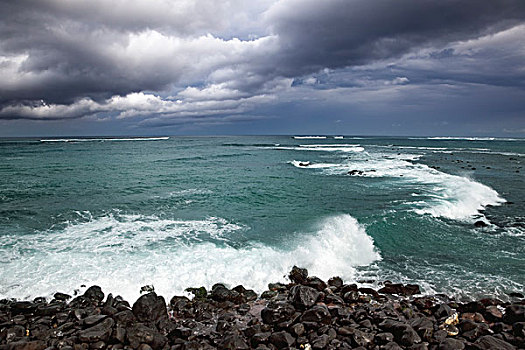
1,0 -> 525,137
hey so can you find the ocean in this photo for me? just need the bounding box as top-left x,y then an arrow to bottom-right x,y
0,136 -> 523,302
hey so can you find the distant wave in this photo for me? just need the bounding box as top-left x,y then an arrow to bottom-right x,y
283,146 -> 505,221
292,136 -> 327,139
410,136 -> 523,141
0,213 -> 379,302
40,137 -> 169,142
273,144 -> 365,152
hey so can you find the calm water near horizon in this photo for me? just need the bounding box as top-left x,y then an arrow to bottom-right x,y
0,136 -> 523,302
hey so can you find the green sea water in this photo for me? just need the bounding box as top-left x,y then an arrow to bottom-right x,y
0,136 -> 523,301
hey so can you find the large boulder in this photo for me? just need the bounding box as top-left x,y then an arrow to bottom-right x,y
78,317 -> 115,343
261,301 -> 296,325
132,292 -> 168,323
474,335 -> 516,350
288,285 -> 320,309
300,304 -> 331,325
289,266 -> 308,284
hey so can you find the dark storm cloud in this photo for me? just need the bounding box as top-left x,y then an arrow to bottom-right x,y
0,0 -> 524,127
265,0 -> 525,77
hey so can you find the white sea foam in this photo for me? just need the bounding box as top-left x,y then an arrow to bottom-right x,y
0,214 -> 379,302
290,160 -> 340,169
275,144 -> 365,152
409,136 -> 523,141
40,137 -> 169,142
292,136 -> 327,139
334,136 -> 344,139
286,147 -> 505,221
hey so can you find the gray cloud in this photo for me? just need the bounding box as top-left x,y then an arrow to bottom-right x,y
0,0 -> 524,132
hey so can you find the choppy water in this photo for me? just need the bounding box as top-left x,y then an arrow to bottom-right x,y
0,136 -> 523,302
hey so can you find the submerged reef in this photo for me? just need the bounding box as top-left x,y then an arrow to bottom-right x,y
1,267 -> 523,349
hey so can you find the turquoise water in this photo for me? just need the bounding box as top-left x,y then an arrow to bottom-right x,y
0,136 -> 523,301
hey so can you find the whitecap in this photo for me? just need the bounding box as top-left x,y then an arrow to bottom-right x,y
0,214 -> 379,302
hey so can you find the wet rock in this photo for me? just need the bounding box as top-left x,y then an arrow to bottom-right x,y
327,277 -> 343,289
185,287 -> 207,300
438,338 -> 465,350
127,323 -> 168,349
382,342 -> 403,350
474,335 -> 516,350
379,319 -> 421,346
261,302 -> 295,325
311,334 -> 329,349
10,302 -> 37,315
375,332 -> 395,345
2,340 -> 47,350
217,333 -> 250,350
78,318 -> 114,343
435,304 -> 454,318
289,266 -> 308,284
84,286 -> 104,303
289,285 -> 320,309
504,304 -> 525,324
484,305 -> 503,322
378,283 -> 421,296
474,220 -> 488,228
250,332 -> 271,347
210,285 -> 242,304
113,310 -> 135,325
132,292 -> 167,323
81,315 -> 108,328
269,331 -> 295,348
409,317 -> 434,341
301,304 -> 331,325
306,277 -> 327,291
54,292 -> 72,301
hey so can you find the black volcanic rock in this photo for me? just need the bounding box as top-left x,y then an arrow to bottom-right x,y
132,292 -> 168,323
1,266 -> 524,350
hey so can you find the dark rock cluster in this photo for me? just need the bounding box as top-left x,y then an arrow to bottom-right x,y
1,267 -> 524,349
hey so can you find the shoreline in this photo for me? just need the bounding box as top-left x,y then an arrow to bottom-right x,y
1,267 -> 523,350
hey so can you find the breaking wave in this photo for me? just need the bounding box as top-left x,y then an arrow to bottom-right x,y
0,214 -> 379,302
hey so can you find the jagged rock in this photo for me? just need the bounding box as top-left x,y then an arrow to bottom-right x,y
484,305 -> 503,321
2,340 -> 47,350
301,304 -> 331,325
261,301 -> 296,325
409,317 -> 434,341
269,331 -> 295,348
474,335 -> 516,350
126,323 -> 167,349
84,286 -> 104,302
289,285 -> 320,309
54,292 -> 72,301
78,317 -> 114,343
438,338 -> 465,350
327,277 -> 343,289
217,333 -> 250,350
382,342 -> 403,350
435,304 -> 454,318
113,310 -> 136,325
312,334 -> 330,349
210,285 -> 242,304
81,314 -> 108,328
250,332 -> 271,347
306,277 -> 327,291
378,283 -> 420,296
132,292 -> 167,323
289,266 -> 308,284
375,332 -> 394,345
504,304 -> 525,324
379,319 -> 421,346
474,220 -> 488,228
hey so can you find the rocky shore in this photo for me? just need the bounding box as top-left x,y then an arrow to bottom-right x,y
1,267 -> 524,350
